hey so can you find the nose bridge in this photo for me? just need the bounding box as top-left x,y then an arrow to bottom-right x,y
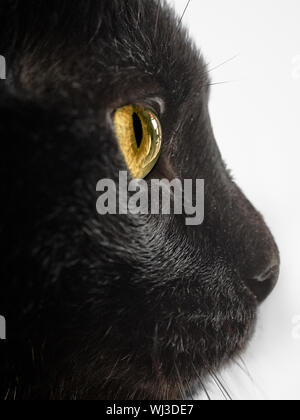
229,186 -> 279,277
209,181 -> 280,301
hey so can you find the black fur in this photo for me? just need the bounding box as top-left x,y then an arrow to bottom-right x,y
0,0 -> 279,400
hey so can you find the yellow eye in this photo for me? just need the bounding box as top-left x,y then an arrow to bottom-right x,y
114,105 -> 162,179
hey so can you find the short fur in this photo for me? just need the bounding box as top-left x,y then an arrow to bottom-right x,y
0,0 -> 279,400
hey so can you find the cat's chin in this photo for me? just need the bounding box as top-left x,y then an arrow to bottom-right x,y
144,321 -> 256,400
94,303 -> 257,400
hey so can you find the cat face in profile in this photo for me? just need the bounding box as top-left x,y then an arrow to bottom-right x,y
0,0 -> 279,399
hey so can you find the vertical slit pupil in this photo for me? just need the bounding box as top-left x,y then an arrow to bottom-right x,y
132,113 -> 143,148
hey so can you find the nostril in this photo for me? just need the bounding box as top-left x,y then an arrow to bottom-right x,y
246,264 -> 280,303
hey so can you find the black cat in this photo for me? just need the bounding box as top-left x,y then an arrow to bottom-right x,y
0,0 -> 279,400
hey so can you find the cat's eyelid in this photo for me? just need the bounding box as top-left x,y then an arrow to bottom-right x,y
147,97 -> 165,115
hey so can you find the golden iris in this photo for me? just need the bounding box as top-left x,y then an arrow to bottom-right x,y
114,105 -> 162,179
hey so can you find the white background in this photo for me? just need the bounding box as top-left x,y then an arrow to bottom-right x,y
171,0 -> 300,400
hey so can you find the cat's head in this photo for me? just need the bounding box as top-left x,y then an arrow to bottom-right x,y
0,0 -> 279,399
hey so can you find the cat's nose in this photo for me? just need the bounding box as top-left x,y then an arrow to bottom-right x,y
245,262 -> 280,302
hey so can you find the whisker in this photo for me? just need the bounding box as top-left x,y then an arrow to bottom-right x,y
88,16 -> 103,45
210,374 -> 228,400
102,356 -> 121,388
211,371 -> 233,401
174,362 -> 186,400
234,356 -> 253,380
206,80 -> 234,87
185,378 -> 195,401
13,385 -> 17,401
207,54 -> 239,74
234,356 -> 268,399
192,362 -> 211,401
4,387 -> 10,401
154,1 -> 161,38
178,0 -> 192,28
